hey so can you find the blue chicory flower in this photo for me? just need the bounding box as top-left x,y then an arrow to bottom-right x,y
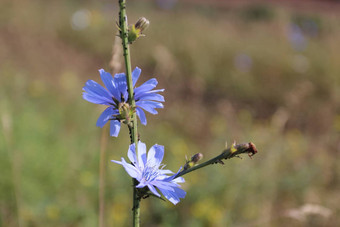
112,141 -> 186,205
82,67 -> 164,137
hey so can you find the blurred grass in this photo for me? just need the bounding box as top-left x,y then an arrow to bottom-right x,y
0,0 -> 339,226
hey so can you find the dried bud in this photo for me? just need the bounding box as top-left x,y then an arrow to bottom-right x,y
247,142 -> 258,158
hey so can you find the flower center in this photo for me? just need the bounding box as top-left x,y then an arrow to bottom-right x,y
141,165 -> 160,183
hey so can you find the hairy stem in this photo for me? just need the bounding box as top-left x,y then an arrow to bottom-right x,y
176,143 -> 257,178
118,0 -> 140,226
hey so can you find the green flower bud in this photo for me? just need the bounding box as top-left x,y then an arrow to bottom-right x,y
128,25 -> 138,44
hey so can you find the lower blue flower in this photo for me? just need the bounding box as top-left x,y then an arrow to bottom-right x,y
112,141 -> 186,205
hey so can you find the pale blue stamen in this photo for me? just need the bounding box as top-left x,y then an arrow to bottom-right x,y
142,166 -> 160,182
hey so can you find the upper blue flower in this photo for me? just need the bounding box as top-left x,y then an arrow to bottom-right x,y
82,67 -> 164,137
112,141 -> 186,205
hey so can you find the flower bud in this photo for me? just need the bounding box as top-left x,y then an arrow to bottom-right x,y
191,153 -> 203,163
128,17 -> 150,44
184,153 -> 203,170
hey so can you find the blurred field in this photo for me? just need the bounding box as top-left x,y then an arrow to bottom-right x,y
1,0 -> 339,226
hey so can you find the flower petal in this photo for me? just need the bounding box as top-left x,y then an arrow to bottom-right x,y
99,69 -> 120,100
147,184 -> 161,197
96,107 -> 115,128
136,93 -> 165,102
110,159 -> 122,165
172,177 -> 185,184
137,141 -> 147,169
118,158 -> 140,178
132,67 -> 141,87
175,187 -> 186,198
147,144 -> 164,168
158,187 -> 186,205
110,120 -> 121,137
113,73 -> 128,102
160,182 -> 176,192
82,93 -> 111,105
84,80 -> 112,100
128,143 -> 137,165
134,78 -> 158,94
143,89 -> 165,94
152,181 -> 176,192
164,167 -> 182,182
136,101 -> 164,114
136,107 -> 147,125
159,169 -> 174,175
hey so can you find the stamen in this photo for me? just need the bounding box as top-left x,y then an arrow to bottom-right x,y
141,165 -> 161,182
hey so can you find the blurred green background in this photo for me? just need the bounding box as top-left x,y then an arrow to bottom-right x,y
1,0 -> 339,226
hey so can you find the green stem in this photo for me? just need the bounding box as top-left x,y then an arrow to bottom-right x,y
132,178 -> 140,225
118,0 -> 140,226
176,142 -> 257,178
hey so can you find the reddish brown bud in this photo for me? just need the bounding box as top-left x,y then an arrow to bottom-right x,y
247,142 -> 257,158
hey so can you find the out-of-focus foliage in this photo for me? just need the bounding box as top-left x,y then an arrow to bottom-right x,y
0,0 -> 339,226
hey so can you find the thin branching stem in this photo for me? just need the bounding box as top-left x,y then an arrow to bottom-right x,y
176,143 -> 257,178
